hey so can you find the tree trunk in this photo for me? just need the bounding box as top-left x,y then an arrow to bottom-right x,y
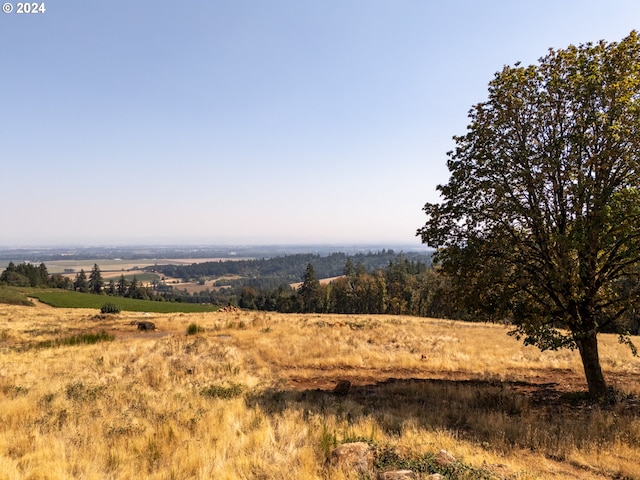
576,330 -> 608,399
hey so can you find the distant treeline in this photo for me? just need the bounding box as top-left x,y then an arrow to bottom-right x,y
146,250 -> 431,287
0,262 -> 71,289
217,256 -> 459,318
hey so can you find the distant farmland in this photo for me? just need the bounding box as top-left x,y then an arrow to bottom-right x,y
40,257 -> 254,276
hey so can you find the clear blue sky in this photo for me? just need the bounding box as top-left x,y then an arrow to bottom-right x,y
1,1 -> 638,246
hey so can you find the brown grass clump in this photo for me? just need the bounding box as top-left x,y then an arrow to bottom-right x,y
0,303 -> 639,479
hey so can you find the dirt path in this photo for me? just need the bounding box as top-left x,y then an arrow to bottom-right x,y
27,297 -> 54,308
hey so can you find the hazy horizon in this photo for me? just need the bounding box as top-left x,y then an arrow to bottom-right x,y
2,1 -> 638,246
0,240 -> 429,250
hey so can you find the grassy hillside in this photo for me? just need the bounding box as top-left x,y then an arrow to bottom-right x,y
0,286 -> 34,306
0,286 -> 218,313
0,304 -> 639,479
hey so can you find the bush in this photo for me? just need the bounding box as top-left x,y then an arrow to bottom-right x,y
200,383 -> 243,399
187,323 -> 205,335
100,302 -> 121,314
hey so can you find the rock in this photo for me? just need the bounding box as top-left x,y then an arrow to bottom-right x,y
435,449 -> 456,467
378,469 -> 416,479
137,321 -> 156,331
329,442 -> 373,472
333,380 -> 351,396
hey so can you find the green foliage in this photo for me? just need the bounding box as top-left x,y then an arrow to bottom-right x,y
88,264 -> 104,294
418,31 -> 640,398
117,274 -> 127,296
0,262 -> 50,287
186,323 -> 205,335
298,263 -> 321,313
19,331 -> 115,351
320,423 -> 338,457
73,269 -> 89,293
224,255 -> 444,317
58,331 -> 115,346
374,446 -> 497,480
0,286 -> 35,306
100,302 -> 121,314
30,290 -> 218,313
150,250 -> 431,284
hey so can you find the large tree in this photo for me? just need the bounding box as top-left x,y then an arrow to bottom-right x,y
298,263 -> 321,313
88,264 -> 104,294
418,31 -> 640,399
73,269 -> 89,293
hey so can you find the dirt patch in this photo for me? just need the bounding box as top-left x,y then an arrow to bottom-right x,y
27,297 -> 54,309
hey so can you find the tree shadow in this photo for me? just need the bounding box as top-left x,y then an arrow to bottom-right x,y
246,376 -> 640,458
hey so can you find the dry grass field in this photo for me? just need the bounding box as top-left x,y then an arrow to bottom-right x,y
1,302 -> 640,479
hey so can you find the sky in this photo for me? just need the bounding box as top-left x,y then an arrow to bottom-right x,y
1,1 -> 639,247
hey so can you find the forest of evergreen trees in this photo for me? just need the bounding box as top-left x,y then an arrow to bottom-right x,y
145,250 -> 430,286
0,251 -> 465,319
224,256 -> 460,318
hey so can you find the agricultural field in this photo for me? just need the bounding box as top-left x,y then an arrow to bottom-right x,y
0,287 -> 218,313
36,258 -> 251,276
1,302 -> 639,479
4,257 -> 251,291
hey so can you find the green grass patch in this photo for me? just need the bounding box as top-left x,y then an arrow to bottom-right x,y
28,289 -> 218,313
0,286 -> 34,306
20,331 -> 115,351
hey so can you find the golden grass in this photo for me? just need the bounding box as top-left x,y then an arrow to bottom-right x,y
1,303 -> 639,479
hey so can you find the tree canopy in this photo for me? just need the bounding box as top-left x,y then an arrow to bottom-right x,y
418,31 -> 640,399
88,264 -> 103,294
298,263 -> 321,313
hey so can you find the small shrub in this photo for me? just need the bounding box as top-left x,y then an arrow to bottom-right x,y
60,331 -> 114,346
320,423 -> 338,457
17,331 -> 115,351
65,381 -> 103,402
200,383 -> 243,399
101,302 -> 121,314
374,445 -> 496,479
187,323 -> 205,335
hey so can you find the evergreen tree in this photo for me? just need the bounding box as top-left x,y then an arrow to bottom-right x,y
298,263 -> 321,313
343,258 -> 355,277
117,275 -> 127,296
88,264 -> 104,294
73,269 -> 89,293
127,276 -> 139,298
